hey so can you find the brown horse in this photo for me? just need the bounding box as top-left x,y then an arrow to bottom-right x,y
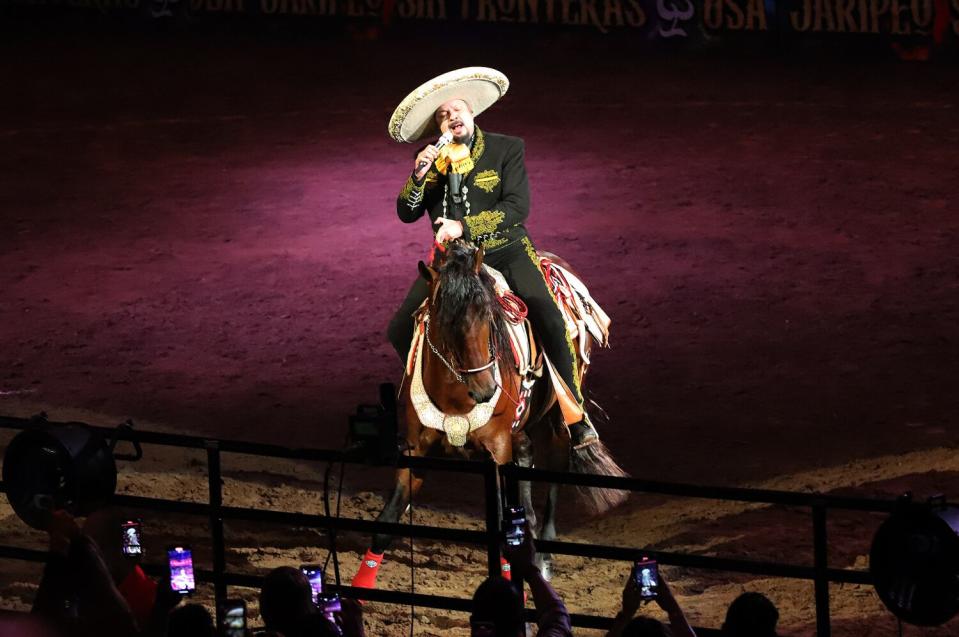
353,240 -> 626,586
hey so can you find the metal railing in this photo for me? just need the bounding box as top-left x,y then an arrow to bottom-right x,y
0,414 -> 898,635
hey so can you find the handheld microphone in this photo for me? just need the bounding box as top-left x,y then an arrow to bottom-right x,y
416,131 -> 454,172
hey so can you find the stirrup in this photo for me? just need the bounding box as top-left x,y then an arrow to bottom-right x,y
569,418 -> 599,450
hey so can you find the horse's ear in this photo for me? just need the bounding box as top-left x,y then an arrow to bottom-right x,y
473,246 -> 485,274
418,261 -> 438,282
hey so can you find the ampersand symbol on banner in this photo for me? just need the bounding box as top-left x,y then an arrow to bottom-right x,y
150,0 -> 179,18
656,0 -> 695,38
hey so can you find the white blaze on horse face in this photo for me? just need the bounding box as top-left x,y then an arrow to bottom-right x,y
434,98 -> 474,144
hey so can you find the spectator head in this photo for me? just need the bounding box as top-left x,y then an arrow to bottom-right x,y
260,566 -> 314,635
722,592 -> 779,637
470,576 -> 524,637
167,603 -> 215,637
0,614 -> 59,637
622,616 -> 669,637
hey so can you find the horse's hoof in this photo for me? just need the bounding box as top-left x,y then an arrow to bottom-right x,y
535,555 -> 553,582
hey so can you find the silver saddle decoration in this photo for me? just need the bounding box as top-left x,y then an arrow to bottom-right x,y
409,323 -> 502,447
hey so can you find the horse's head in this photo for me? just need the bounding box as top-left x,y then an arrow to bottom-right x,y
419,240 -> 508,404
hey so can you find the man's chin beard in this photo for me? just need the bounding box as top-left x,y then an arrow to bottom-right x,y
452,127 -> 472,143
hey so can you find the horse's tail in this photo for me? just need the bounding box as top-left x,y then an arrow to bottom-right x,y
569,440 -> 630,515
568,398 -> 629,515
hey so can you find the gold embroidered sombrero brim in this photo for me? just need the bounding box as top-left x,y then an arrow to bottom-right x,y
388,67 -> 510,143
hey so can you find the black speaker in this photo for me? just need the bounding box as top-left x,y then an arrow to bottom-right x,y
3,424 -> 117,530
870,497 -> 959,626
346,383 -> 399,465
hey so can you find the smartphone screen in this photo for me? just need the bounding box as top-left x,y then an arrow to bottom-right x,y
503,505 -> 526,547
317,592 -> 342,615
634,559 -> 658,599
300,565 -> 323,605
121,520 -> 142,557
167,546 -> 196,595
220,599 -> 246,637
506,506 -> 526,526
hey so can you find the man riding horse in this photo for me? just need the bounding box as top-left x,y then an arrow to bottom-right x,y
386,67 -> 600,451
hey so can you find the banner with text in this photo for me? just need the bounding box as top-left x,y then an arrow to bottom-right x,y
10,0 -> 959,54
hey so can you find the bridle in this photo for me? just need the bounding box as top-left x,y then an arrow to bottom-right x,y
423,314 -> 497,385
421,272 -> 525,414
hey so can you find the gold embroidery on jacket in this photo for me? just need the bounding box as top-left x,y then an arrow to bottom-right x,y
400,176 -> 425,209
400,176 -> 417,199
473,169 -> 501,193
471,127 -> 486,165
465,210 -> 505,237
481,236 -> 510,250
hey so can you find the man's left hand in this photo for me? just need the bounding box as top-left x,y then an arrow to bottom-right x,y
434,218 -> 463,244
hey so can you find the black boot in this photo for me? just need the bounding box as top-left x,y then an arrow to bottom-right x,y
569,415 -> 599,450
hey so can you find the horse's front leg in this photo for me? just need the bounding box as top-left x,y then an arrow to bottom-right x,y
534,418 -> 569,582
511,430 -> 539,541
352,426 -> 441,590
370,464 -> 421,554
536,482 -> 560,582
513,429 -> 556,583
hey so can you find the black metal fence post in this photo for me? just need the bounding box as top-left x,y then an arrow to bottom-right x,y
812,501 -> 831,637
483,459 -> 501,578
206,440 -> 227,627
501,462 -> 520,508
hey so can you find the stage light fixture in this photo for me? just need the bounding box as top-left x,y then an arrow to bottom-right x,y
870,494 -> 959,626
3,423 -> 118,530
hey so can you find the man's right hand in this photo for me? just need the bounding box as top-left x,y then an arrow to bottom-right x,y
413,145 -> 441,180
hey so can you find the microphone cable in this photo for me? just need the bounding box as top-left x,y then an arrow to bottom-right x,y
322,456 -> 348,587
322,461 -> 340,586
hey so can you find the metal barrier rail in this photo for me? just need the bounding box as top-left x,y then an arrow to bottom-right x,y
0,414 -> 896,636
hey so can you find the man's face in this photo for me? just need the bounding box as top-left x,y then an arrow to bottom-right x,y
435,98 -> 474,143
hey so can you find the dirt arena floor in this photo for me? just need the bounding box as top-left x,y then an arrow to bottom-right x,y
1,24 -> 958,636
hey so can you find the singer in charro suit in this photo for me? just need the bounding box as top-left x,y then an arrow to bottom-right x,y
385,67 -> 599,449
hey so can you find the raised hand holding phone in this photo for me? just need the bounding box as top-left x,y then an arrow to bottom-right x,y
650,570 -> 683,617
501,523 -> 537,581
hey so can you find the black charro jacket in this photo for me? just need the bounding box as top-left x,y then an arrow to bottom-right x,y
395,128 -> 531,252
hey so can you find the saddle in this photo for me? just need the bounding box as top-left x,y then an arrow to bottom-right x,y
405,252 -> 611,444
485,254 -> 611,425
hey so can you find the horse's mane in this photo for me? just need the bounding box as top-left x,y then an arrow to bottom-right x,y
434,241 -> 513,365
